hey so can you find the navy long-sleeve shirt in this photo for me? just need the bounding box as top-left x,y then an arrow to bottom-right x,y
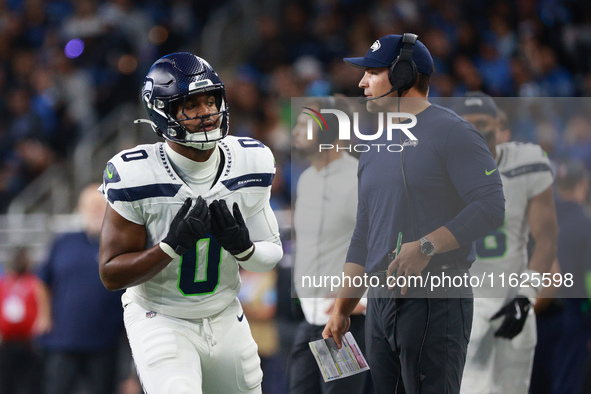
37,232 -> 124,351
346,104 -> 505,272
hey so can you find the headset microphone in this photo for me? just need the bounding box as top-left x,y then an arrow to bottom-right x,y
364,80 -> 405,101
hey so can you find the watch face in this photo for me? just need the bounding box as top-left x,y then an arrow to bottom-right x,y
421,239 -> 434,255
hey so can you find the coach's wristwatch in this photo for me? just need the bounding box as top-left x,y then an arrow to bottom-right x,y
420,237 -> 436,257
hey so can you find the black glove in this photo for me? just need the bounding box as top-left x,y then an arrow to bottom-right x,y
161,197 -> 211,256
490,295 -> 531,339
209,199 -> 253,256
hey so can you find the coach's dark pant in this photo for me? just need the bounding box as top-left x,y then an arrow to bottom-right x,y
366,269 -> 473,394
289,315 -> 368,394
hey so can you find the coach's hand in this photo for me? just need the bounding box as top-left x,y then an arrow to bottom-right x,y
323,312 -> 351,349
387,240 -> 431,295
491,296 -> 531,339
210,199 -> 254,258
161,197 -> 211,257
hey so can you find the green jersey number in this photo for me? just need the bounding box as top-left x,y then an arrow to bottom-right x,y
178,237 -> 222,296
475,227 -> 507,259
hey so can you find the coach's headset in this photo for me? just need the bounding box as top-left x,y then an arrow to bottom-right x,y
390,33 -> 419,96
379,35 -> 430,394
367,33 -> 419,101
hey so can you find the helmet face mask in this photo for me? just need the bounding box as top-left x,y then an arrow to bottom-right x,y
139,53 -> 230,150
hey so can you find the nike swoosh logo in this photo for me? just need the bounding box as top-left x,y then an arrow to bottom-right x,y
485,168 -> 497,176
107,165 -> 114,179
237,313 -> 244,322
514,303 -> 521,320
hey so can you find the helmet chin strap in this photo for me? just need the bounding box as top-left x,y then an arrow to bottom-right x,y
178,140 -> 217,150
174,125 -> 223,150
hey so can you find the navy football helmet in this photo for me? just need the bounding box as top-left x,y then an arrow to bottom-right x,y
135,53 -> 229,150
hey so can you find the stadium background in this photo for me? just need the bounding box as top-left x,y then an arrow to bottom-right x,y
0,0 -> 589,392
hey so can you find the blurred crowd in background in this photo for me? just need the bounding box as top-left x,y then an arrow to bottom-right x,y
0,0 -> 590,393
1,0 -> 591,212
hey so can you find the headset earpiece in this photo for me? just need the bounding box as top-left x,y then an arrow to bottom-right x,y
388,33 -> 419,94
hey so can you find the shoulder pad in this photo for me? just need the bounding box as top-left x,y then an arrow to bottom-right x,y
214,137 -> 276,193
219,136 -> 275,177
102,143 -> 182,203
498,142 -> 551,178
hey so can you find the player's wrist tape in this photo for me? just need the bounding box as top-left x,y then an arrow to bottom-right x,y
234,244 -> 255,261
160,242 -> 180,259
236,241 -> 282,272
518,269 -> 543,304
518,286 -> 538,305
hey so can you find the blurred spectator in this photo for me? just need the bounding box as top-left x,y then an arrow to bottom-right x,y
292,55 -> 331,96
249,14 -> 289,75
61,0 -> 106,40
0,86 -> 56,213
474,40 -> 513,95
422,28 -> 452,75
0,0 -> 590,213
7,87 -> 44,142
51,52 -> 97,135
546,160 -> 591,394
489,13 -> 517,59
2,2 -> 591,393
289,98 -> 367,394
225,72 -> 262,138
238,268 -> 285,394
0,247 -> 51,394
37,184 -> 125,394
565,114 -> 591,171
98,0 -> 152,57
452,55 -> 484,95
536,46 -> 576,97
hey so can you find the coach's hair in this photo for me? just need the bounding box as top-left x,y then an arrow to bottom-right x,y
414,73 -> 431,94
413,64 -> 434,95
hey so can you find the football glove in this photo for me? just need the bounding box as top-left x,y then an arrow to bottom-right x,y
161,197 -> 210,256
490,295 -> 531,339
209,199 -> 253,257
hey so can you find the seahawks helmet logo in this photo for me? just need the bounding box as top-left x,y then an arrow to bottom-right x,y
370,40 -> 381,52
143,78 -> 154,100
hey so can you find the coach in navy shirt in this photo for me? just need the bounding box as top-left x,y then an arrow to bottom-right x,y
323,34 -> 505,394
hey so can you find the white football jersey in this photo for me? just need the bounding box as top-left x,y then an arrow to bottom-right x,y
471,142 -> 553,298
100,136 -> 277,318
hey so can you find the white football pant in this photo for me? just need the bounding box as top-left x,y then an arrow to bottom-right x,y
124,297 -> 262,394
461,297 -> 536,394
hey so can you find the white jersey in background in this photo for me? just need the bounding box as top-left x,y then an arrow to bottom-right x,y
99,136 -> 281,319
294,153 -> 358,325
463,141 -> 553,394
471,141 -> 553,300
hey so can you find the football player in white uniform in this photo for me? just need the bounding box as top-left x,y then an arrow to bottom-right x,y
452,93 -> 558,394
98,53 -> 283,394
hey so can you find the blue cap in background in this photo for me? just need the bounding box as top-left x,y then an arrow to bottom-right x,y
344,34 -> 434,75
450,91 -> 499,118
